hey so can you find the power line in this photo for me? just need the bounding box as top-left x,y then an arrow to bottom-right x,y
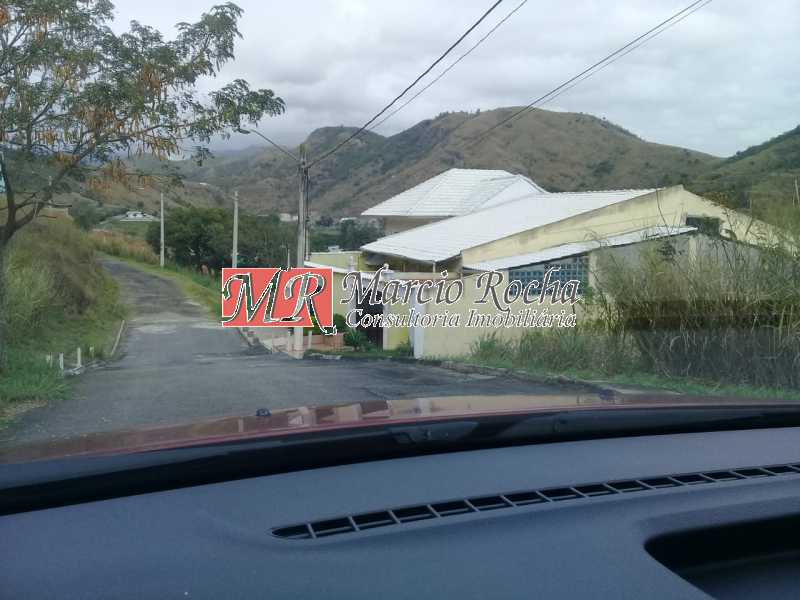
307,0 -> 505,169
369,0 -> 529,133
500,0 -> 712,129
465,0 -> 711,147
237,127 -> 299,162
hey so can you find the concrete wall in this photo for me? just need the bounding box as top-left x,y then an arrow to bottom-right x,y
416,271 -> 584,359
309,250 -> 366,270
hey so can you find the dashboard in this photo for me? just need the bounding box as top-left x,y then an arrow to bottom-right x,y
3,426 -> 800,598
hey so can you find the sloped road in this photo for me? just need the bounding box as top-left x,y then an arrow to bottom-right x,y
1,258 -> 583,446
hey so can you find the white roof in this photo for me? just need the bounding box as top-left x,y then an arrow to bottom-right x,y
362,168 -> 546,217
362,188 -> 659,264
464,226 -> 697,271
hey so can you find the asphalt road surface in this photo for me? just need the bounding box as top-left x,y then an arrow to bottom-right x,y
1,258 -> 584,446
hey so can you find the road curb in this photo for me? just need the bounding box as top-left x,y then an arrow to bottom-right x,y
304,352 -> 614,395
237,327 -> 273,354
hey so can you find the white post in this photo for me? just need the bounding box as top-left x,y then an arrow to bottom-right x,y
159,191 -> 165,268
232,190 -> 239,268
76,347 -> 82,369
58,353 -> 64,372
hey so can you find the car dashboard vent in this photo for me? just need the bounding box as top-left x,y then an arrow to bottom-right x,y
272,463 -> 800,540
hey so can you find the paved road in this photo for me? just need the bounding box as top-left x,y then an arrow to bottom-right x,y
1,258 -> 585,446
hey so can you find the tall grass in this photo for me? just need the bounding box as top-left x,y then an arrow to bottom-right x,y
592,224 -> 800,390
471,327 -> 639,377
90,229 -> 158,264
1,219 -> 124,404
469,212 -> 800,394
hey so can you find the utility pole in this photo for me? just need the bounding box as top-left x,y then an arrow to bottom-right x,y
232,190 -> 239,268
296,147 -> 309,268
294,146 -> 310,354
159,191 -> 165,268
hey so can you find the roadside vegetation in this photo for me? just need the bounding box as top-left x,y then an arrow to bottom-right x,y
468,208 -> 800,399
90,229 -> 221,317
0,220 -> 125,410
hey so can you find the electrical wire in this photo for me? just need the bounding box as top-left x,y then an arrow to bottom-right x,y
368,0 -> 529,132
497,0 -> 712,131
465,0 -> 712,147
307,0 -> 505,169
238,127 -> 299,162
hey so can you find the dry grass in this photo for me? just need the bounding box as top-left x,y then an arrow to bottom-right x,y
90,229 -> 159,264
1,219 -> 125,403
592,227 -> 800,389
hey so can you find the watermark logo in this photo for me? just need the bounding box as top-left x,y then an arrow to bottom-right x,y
221,268 -> 334,331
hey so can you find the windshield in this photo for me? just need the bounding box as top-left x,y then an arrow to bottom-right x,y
1,0 -> 799,465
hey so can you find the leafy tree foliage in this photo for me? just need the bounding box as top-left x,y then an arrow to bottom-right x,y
0,0 -> 284,362
147,206 -> 296,270
0,0 -> 284,248
310,219 -> 380,252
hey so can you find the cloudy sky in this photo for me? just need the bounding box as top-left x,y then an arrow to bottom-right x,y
111,0 -> 799,157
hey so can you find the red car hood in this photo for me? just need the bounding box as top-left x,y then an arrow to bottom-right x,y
0,391 -> 781,464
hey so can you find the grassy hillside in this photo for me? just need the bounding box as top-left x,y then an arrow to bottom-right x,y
179,107 -> 720,216
24,107 -> 796,220
688,125 -> 800,212
1,219 -> 125,409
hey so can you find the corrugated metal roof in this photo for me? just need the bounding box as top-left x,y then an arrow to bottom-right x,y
362,188 -> 659,264
361,168 -> 546,217
463,226 -> 697,271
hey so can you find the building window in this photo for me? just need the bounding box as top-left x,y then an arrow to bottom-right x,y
509,255 -> 588,290
685,215 -> 721,236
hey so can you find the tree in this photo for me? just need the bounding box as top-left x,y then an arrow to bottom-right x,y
338,220 -> 380,250
147,206 -> 297,270
0,1 -> 284,360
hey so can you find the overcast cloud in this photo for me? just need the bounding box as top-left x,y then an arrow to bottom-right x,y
111,0 -> 799,157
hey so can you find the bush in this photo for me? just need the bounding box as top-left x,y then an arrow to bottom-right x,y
333,313 -> 348,332
344,327 -> 369,349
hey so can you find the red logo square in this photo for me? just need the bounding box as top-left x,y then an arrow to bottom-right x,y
221,268 -> 333,328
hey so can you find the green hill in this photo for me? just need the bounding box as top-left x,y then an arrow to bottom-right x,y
177,107 -> 721,217
688,126 -> 800,211
34,108 -> 799,220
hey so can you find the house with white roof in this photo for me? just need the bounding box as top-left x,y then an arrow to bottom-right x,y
310,169 -> 770,358
362,168 -> 546,234
361,184 -> 762,276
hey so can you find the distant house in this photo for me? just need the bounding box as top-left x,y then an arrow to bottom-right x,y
279,213 -> 298,223
361,168 -> 546,234
120,211 -> 157,222
309,164 -> 778,358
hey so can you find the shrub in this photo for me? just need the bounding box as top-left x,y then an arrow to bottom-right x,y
344,328 -> 369,349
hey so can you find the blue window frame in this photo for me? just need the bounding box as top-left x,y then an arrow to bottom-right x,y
509,255 -> 588,290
